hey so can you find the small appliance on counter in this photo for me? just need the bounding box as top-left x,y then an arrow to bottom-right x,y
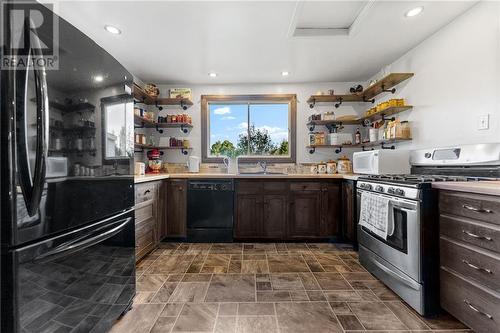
147,149 -> 163,173
353,149 -> 410,175
356,143 -> 500,317
188,156 -> 200,173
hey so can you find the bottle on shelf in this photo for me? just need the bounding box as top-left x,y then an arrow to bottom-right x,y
355,128 -> 361,145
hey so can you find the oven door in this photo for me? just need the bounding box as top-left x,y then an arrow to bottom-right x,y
357,190 -> 421,282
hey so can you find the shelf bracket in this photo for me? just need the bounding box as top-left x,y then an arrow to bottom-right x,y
363,96 -> 375,104
134,121 -> 145,129
309,147 -> 315,154
181,148 -> 189,155
362,146 -> 375,151
155,101 -> 163,111
180,124 -> 189,134
309,99 -> 315,109
134,97 -> 146,105
155,124 -> 164,134
334,97 -> 343,108
335,147 -> 342,154
381,143 -> 395,150
382,115 -> 396,122
381,84 -> 396,94
180,100 -> 188,110
308,124 -> 315,132
326,123 -> 342,133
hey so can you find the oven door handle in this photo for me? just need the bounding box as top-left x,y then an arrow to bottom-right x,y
372,257 -> 421,290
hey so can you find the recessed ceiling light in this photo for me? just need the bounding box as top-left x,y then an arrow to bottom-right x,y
281,71 -> 290,76
405,6 -> 424,18
93,75 -> 104,82
104,25 -> 121,35
208,72 -> 218,78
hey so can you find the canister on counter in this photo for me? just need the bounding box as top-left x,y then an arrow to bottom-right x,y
326,160 -> 337,174
318,161 -> 327,174
337,155 -> 352,174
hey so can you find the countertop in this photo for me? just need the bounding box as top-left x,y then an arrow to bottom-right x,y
432,181 -> 500,196
134,173 -> 360,183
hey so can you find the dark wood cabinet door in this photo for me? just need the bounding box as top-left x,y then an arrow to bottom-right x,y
262,194 -> 286,239
234,194 -> 262,238
342,180 -> 356,242
320,183 -> 341,238
289,192 -> 321,238
166,179 -> 187,237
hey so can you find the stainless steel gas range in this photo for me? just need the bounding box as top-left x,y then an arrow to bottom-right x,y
357,143 -> 500,317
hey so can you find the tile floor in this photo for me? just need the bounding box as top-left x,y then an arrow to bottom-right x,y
111,243 -> 471,333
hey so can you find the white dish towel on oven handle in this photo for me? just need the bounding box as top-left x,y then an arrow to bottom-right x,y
358,192 -> 395,240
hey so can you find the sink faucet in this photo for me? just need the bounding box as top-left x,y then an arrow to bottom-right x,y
258,161 -> 267,174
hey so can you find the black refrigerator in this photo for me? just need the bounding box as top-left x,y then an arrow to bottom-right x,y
1,2 -> 136,332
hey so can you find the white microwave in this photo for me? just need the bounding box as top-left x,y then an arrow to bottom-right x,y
353,150 -> 410,175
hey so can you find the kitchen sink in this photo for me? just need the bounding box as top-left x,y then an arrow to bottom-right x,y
238,171 -> 288,175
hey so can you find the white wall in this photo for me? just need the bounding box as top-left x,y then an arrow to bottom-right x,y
369,1 -> 500,150
137,82 -> 367,165
136,1 -> 500,166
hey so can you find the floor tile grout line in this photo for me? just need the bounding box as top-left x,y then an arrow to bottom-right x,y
383,300 -> 431,331
146,302 -> 167,333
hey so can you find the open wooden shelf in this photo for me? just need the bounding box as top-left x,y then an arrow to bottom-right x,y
134,143 -> 192,155
134,114 -> 155,126
358,106 -> 413,124
362,73 -> 414,100
307,73 -> 413,108
133,85 -> 193,109
307,138 -> 412,154
307,119 -> 359,126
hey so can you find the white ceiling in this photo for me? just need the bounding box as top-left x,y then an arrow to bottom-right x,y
49,1 -> 477,84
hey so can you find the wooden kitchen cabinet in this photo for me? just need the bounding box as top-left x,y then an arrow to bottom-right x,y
235,194 -> 262,238
234,180 -> 340,240
135,181 -> 161,262
288,190 -> 321,238
439,190 -> 500,333
166,179 -> 187,237
234,181 -> 286,239
341,180 -> 357,243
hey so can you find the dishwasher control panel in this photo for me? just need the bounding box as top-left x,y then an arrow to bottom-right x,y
189,180 -> 234,191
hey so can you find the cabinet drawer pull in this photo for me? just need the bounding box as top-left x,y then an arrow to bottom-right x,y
462,204 -> 493,214
462,259 -> 493,274
464,300 -> 493,319
462,229 -> 492,241
144,189 -> 151,195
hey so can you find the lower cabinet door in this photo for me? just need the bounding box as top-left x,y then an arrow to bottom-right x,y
262,194 -> 286,239
289,192 -> 321,238
235,194 -> 262,238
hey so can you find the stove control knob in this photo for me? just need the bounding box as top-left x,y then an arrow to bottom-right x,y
375,186 -> 384,193
395,188 -> 405,196
387,187 -> 395,194
365,184 -> 373,190
425,152 -> 432,158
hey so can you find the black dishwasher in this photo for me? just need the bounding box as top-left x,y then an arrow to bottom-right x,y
187,180 -> 234,242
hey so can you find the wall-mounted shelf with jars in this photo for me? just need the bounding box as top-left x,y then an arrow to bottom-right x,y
133,85 -> 193,110
307,73 -> 413,109
306,138 -> 412,154
134,143 -> 192,155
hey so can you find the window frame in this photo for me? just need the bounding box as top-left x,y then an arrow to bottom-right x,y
201,94 -> 297,163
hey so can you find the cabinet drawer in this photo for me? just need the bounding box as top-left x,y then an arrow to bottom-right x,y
263,182 -> 288,192
136,217 -> 155,238
135,200 -> 155,222
440,214 -> 500,253
237,181 -> 262,194
135,182 -> 157,204
440,191 -> 500,225
440,237 -> 500,291
440,267 -> 500,333
290,182 -> 321,192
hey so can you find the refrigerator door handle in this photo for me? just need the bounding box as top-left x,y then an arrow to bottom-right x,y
33,217 -> 132,263
16,17 -> 49,217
